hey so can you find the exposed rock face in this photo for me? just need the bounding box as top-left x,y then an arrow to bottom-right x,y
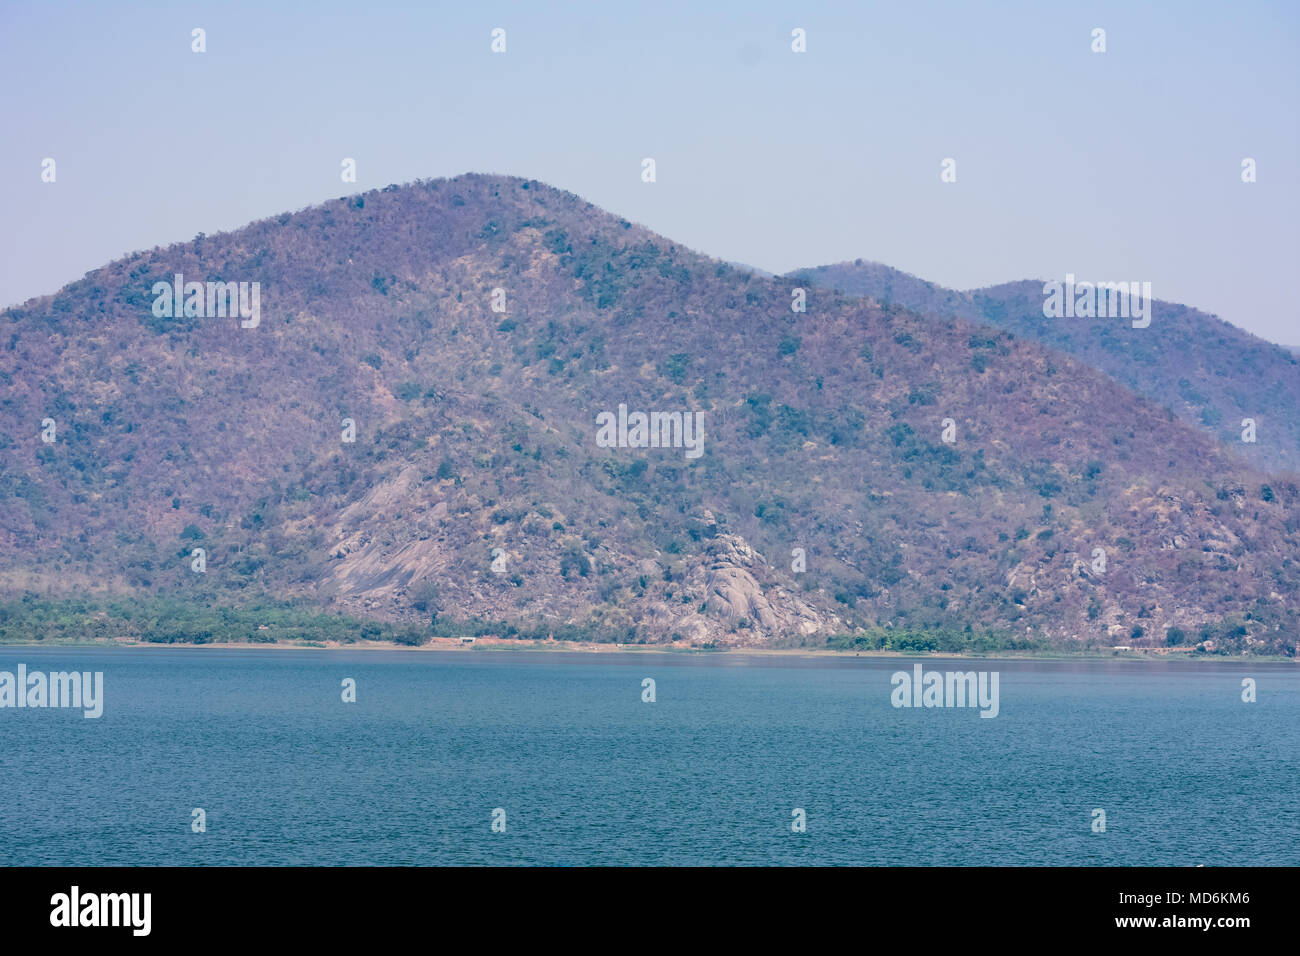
686,533 -> 836,645
322,494 -> 833,645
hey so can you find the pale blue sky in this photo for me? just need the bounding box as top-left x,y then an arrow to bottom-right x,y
2,0 -> 1296,343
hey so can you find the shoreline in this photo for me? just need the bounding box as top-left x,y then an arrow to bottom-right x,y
1,635 -> 1293,664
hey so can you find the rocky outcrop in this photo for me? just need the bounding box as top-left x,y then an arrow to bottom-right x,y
681,531 -> 838,645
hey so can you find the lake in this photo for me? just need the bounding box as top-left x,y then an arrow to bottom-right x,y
1,647 -> 1296,865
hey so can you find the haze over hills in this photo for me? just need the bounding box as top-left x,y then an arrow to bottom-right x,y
790,260 -> 1300,474
1,175 -> 1296,652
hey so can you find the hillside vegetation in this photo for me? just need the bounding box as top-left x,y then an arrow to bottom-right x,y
1,176 -> 1296,653
794,259 -> 1300,473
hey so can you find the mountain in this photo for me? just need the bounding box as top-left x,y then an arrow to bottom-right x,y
1,175 -> 1296,653
790,260 -> 1300,474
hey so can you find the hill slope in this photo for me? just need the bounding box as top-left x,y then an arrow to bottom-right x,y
791,259 -> 1300,474
1,176 -> 1296,651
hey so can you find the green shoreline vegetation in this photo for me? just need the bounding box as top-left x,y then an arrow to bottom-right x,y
0,596 -> 425,648
0,595 -> 1290,660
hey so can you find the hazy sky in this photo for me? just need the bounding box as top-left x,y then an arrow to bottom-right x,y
3,0 -> 1297,343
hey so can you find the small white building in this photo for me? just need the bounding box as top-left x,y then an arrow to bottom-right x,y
459,636 -> 476,645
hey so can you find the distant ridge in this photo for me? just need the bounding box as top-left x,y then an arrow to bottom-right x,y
789,259 -> 1300,474
726,261 -> 775,278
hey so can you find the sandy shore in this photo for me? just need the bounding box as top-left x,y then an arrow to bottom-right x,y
2,634 -> 1292,663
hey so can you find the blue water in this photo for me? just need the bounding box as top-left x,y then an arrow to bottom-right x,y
1,647 -> 1296,866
